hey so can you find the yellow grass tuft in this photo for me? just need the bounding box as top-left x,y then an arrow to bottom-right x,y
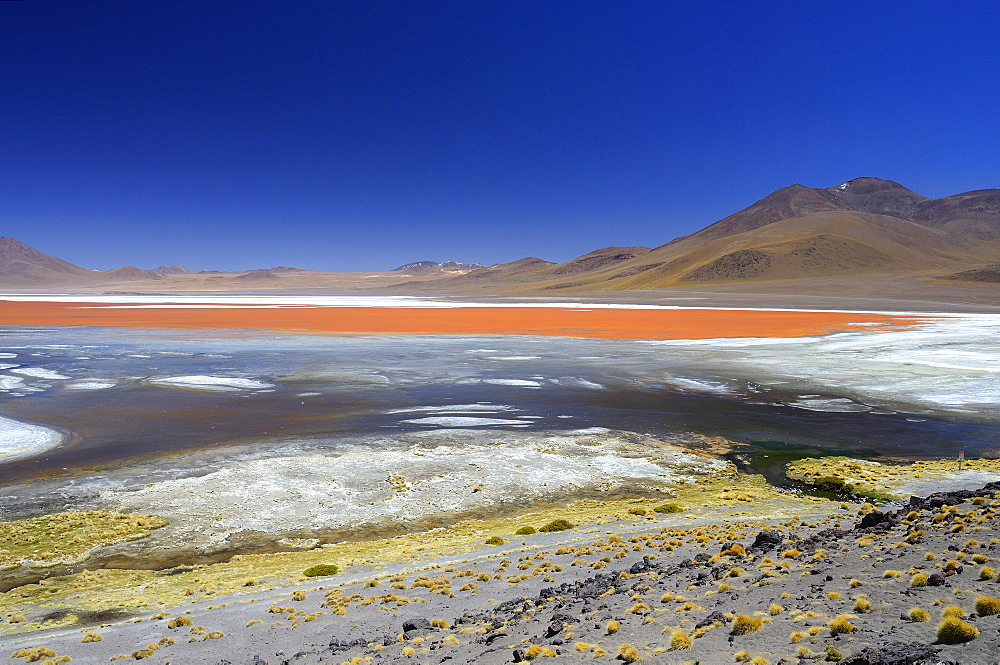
828,614 -> 857,636
942,605 -> 966,618
975,595 -> 1000,616
731,613 -> 763,635
853,597 -> 873,614
937,616 -> 979,644
618,643 -> 641,663
669,629 -> 692,650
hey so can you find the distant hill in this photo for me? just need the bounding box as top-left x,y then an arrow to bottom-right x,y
392,260 -> 486,273
152,265 -> 192,276
396,248 -> 651,292
0,236 -> 102,286
103,266 -> 161,282
941,262 -> 1000,283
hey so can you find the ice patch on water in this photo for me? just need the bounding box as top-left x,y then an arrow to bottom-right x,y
788,397 -> 872,413
65,380 -> 117,390
401,417 -> 534,427
10,367 -> 70,380
483,379 -> 542,387
638,314 -> 1000,416
667,377 -> 736,394
0,415 -> 62,460
0,376 -> 26,390
0,364 -> 19,370
483,356 -> 542,361
550,377 -> 606,390
297,392 -> 322,397
385,404 -> 515,414
0,353 -> 16,358
151,375 -> 275,391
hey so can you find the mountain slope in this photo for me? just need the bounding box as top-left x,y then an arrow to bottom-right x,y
442,178 -> 1000,292
0,236 -> 102,286
395,248 -> 652,292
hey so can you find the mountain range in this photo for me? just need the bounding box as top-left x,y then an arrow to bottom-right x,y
1,177 -> 997,292
397,177 -> 1000,292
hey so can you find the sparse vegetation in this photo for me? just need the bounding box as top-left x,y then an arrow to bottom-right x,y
302,564 -> 339,577
828,614 -> 857,636
167,615 -> 193,629
731,613 -> 763,635
0,510 -> 168,569
618,643 -> 641,663
937,616 -> 980,644
539,519 -> 574,532
669,629 -> 692,650
976,595 -> 1000,616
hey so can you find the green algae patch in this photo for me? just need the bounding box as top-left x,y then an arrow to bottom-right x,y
787,456 -> 1000,501
0,511 -> 169,570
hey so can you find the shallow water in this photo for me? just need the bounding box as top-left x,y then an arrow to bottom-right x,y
0,322 -> 997,488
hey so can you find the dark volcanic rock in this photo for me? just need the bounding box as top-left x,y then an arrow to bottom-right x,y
329,638 -> 366,650
628,558 -> 659,574
695,611 -> 731,629
751,530 -> 784,551
840,640 -> 940,665
402,617 -> 433,634
858,510 -> 893,529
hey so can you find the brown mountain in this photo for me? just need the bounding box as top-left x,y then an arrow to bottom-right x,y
395,248 -> 655,292
544,246 -> 651,275
0,236 -> 102,286
941,262 -> 1000,283
102,266 -> 161,282
152,264 -> 192,276
404,178 -> 999,293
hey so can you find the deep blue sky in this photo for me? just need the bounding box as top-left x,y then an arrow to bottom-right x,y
2,1 -> 998,271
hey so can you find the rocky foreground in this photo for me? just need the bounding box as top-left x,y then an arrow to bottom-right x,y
6,482 -> 1000,664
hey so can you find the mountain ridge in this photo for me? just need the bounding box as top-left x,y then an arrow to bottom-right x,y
2,178 -> 997,292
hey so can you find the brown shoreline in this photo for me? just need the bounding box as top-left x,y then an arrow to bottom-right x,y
0,301 -> 933,339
